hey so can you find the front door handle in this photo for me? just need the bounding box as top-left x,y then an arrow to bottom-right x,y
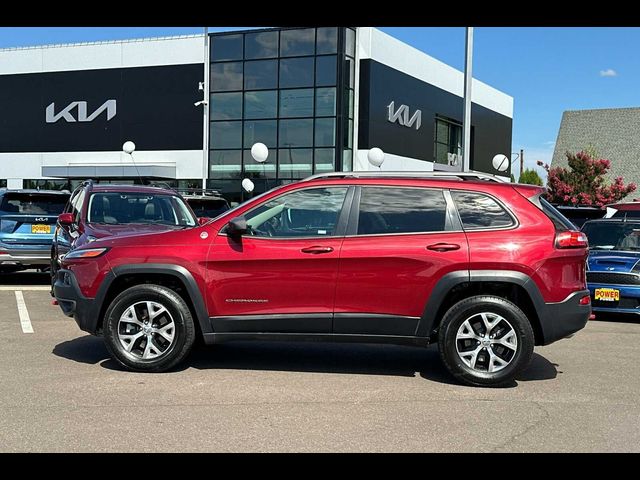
301,246 -> 334,254
427,243 -> 461,252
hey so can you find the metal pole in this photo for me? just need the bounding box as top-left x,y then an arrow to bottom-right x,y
520,148 -> 524,180
202,27 -> 210,189
462,27 -> 473,172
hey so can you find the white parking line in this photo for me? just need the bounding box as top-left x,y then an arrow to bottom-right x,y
15,291 -> 34,334
0,286 -> 50,291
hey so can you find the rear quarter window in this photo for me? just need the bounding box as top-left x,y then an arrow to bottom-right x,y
451,191 -> 515,230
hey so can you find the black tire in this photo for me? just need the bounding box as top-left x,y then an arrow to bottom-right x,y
103,284 -> 196,372
438,295 -> 534,387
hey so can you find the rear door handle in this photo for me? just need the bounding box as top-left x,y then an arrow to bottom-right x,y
301,246 -> 334,254
427,243 -> 461,252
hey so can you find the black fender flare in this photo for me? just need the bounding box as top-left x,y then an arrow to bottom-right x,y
416,270 -> 545,338
109,264 -> 211,334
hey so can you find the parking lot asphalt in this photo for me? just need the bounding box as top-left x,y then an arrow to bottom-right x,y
0,271 -> 639,452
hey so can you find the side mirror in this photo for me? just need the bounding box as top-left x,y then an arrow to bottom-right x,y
227,216 -> 248,237
198,217 -> 211,226
58,213 -> 74,227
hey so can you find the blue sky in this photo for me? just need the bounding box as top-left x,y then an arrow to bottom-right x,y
1,26 -> 638,179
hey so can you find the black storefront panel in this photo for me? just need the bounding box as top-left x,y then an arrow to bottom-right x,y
358,59 -> 512,175
0,63 -> 203,153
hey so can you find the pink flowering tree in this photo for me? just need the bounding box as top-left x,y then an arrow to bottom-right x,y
537,150 -> 636,207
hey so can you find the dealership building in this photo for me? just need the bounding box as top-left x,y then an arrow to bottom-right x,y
0,27 -> 513,202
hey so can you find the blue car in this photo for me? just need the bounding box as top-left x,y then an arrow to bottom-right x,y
582,218 -> 640,315
0,189 -> 70,273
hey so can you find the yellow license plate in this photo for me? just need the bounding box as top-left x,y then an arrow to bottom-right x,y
31,224 -> 51,234
595,288 -> 620,302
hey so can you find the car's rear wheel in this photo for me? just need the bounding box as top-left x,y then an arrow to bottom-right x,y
438,295 -> 534,387
103,284 -> 196,372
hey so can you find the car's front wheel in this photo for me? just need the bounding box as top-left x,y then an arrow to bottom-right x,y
438,295 -> 534,387
103,284 -> 196,372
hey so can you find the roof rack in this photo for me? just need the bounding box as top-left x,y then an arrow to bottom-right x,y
301,171 -> 506,183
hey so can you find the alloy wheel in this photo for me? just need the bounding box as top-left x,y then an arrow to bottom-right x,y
117,301 -> 176,360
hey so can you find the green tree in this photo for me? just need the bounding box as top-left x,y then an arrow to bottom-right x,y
518,168 -> 543,186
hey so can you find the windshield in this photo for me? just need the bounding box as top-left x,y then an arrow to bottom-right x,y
582,222 -> 640,251
87,193 -> 196,227
0,192 -> 69,215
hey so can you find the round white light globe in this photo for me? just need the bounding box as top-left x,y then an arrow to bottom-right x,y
250,142 -> 269,163
241,178 -> 255,193
492,154 -> 510,172
367,147 -> 385,168
123,141 -> 136,154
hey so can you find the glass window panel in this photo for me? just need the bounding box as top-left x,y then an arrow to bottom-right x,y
279,89 -> 314,118
436,119 -> 449,143
243,150 -> 276,178
315,55 -> 337,86
346,28 -> 356,57
314,148 -> 335,172
278,148 -> 313,179
344,56 -> 355,89
244,90 -> 277,119
343,119 -> 353,148
243,187 -> 347,238
211,34 -> 243,61
279,119 -> 313,147
210,62 -> 243,92
280,28 -> 315,57
210,150 -> 242,179
210,121 -> 242,149
316,27 -> 338,54
243,120 -> 277,148
279,57 -> 314,88
452,192 -> 515,230
358,188 -> 447,235
210,92 -> 242,120
342,149 -> 353,172
435,143 -> 449,164
245,30 -> 278,59
244,59 -> 277,90
315,118 -> 336,147
315,87 -> 336,116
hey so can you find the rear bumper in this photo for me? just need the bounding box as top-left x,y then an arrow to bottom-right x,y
0,246 -> 50,267
538,290 -> 591,345
53,269 -> 103,335
588,283 -> 640,315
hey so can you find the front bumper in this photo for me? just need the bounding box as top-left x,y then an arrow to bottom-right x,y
53,269 -> 103,335
537,290 -> 591,345
588,283 -> 640,315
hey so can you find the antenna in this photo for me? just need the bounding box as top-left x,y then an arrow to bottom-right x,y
122,141 -> 144,186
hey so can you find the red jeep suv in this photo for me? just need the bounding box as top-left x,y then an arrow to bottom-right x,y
53,172 -> 590,387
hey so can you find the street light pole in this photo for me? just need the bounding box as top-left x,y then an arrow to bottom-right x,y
462,27 -> 473,172
201,27 -> 210,190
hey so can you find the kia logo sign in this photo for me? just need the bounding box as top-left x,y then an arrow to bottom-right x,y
35,217 -> 48,222
387,101 -> 422,130
45,99 -> 117,123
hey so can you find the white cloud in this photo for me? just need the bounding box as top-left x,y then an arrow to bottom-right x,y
599,69 -> 618,77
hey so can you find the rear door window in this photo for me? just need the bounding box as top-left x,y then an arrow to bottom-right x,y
451,191 -> 515,230
356,187 -> 447,235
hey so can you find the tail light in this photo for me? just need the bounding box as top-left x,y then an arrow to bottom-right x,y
555,230 -> 588,249
579,295 -> 591,305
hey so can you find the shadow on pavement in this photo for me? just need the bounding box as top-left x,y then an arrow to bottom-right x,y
52,335 -> 110,365
592,312 -> 640,325
52,336 -> 558,387
0,270 -> 50,286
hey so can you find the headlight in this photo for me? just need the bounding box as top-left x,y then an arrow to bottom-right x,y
64,248 -> 109,260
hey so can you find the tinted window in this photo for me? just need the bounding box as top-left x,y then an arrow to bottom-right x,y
210,150 -> 242,179
279,119 -> 313,147
244,91 -> 277,119
243,187 -> 347,238
279,89 -> 314,118
186,198 -> 230,219
87,193 -> 195,226
315,55 -> 337,86
452,191 -> 514,229
211,34 -> 243,61
210,92 -> 242,120
315,87 -> 336,116
0,193 -> 69,215
316,27 -> 338,54
244,60 -> 278,90
315,118 -> 336,147
278,148 -> 312,179
245,31 -> 278,59
243,120 -> 277,148
210,121 -> 242,149
357,188 -> 447,235
210,62 -> 243,92
540,198 -> 578,230
279,57 -> 314,88
280,28 -> 315,57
